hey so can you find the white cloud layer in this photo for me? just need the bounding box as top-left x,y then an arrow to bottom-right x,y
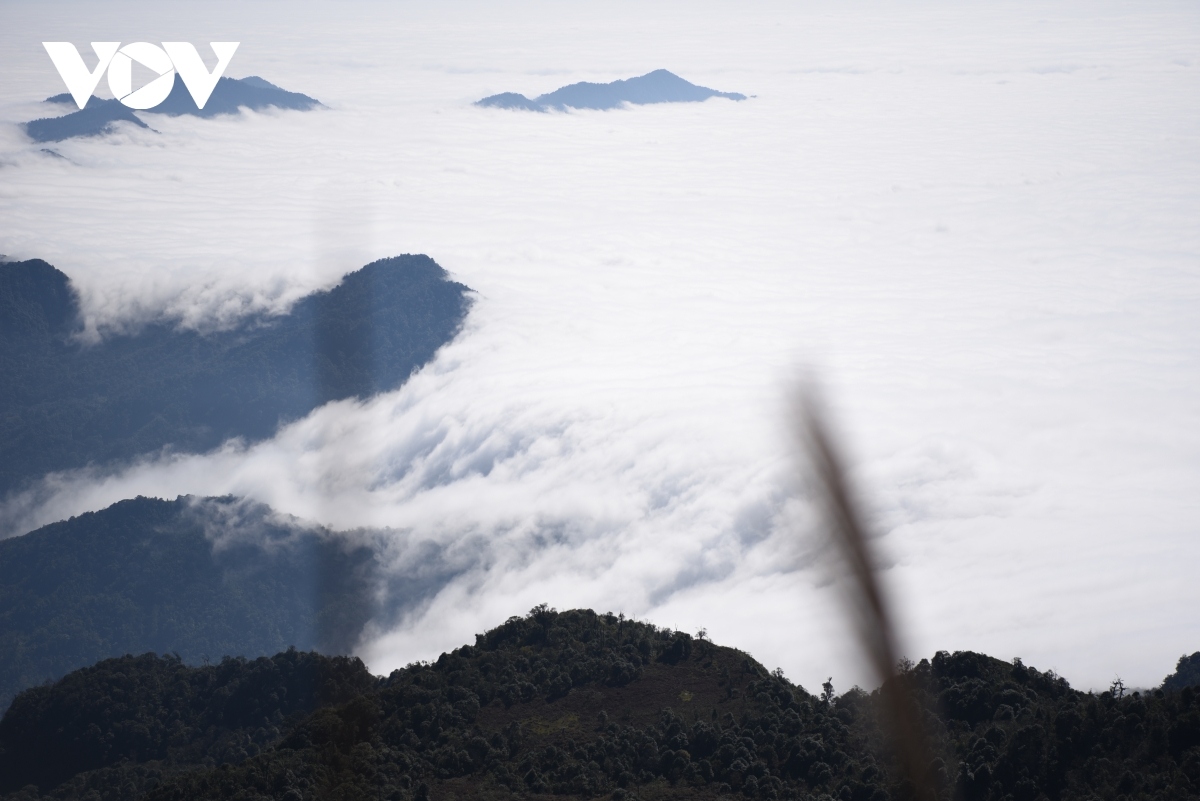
1,0 -> 1198,691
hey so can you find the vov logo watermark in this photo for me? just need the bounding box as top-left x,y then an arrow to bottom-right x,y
43,42 -> 240,110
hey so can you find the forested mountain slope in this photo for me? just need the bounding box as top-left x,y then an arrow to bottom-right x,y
0,649 -> 375,797
1,608 -> 1198,801
0,255 -> 471,498
1166,654 -> 1200,695
0,496 -> 383,714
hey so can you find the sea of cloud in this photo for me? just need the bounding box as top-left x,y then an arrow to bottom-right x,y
0,0 -> 1197,691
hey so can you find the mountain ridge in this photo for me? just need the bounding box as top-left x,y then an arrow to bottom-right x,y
0,495 -> 386,714
0,254 -> 471,502
1,607 -> 1197,800
24,76 -> 321,143
476,69 -> 746,112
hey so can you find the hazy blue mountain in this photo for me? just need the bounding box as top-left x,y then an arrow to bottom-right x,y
476,69 -> 747,112
22,98 -> 149,143
25,76 -> 321,142
148,75 -> 321,118
474,91 -> 547,112
0,495 -> 381,714
0,255 -> 471,498
237,75 -> 284,90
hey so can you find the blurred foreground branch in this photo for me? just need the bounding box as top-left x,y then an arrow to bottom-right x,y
793,390 -> 937,801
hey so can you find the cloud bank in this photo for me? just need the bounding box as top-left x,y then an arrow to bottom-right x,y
0,0 -> 1198,691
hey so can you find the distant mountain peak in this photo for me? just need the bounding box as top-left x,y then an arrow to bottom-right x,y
236,75 -> 284,91
24,76 -> 321,143
476,69 -> 747,112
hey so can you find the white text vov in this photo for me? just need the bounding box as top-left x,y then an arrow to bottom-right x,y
43,42 -> 240,110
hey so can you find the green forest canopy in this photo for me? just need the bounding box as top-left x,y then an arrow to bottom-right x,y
1,607 -> 1197,801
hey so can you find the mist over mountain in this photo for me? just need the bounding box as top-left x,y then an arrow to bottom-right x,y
1,608 -> 1197,800
0,496 -> 386,714
21,99 -> 148,143
23,76 -> 321,143
0,0 -> 1196,705
0,255 -> 470,502
145,75 -> 321,118
476,69 -> 746,112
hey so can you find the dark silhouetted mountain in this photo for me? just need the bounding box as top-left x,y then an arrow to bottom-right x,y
0,649 -> 375,796
1165,652 -> 1200,692
0,255 -> 470,499
476,69 -> 747,112
22,98 -> 149,143
25,77 -> 320,142
2,607 -> 1198,800
0,496 -> 384,714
